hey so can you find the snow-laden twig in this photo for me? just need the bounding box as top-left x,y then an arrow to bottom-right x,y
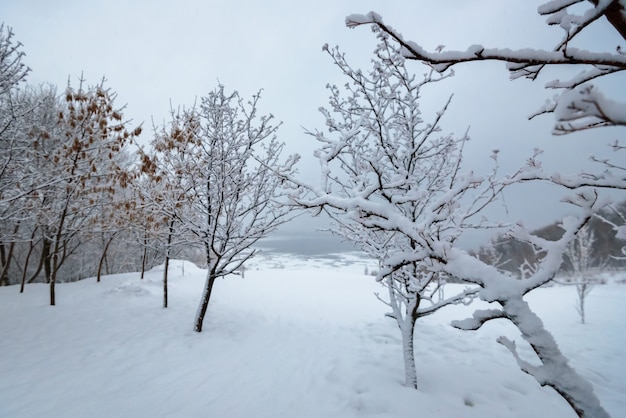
451,308 -> 507,331
346,3 -> 626,135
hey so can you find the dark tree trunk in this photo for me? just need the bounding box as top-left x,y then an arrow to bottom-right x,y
50,244 -> 59,306
163,254 -> 170,308
140,233 -> 148,280
20,228 -> 41,293
96,233 -> 116,283
162,219 -> 175,308
194,271 -> 217,332
0,223 -> 18,286
42,238 -> 52,284
0,241 -> 7,286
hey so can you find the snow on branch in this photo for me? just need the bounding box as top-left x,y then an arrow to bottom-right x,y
537,0 -> 585,16
496,336 -> 543,379
346,13 -> 626,72
451,308 -> 506,330
346,4 -> 626,135
552,85 -> 626,133
417,286 -> 479,318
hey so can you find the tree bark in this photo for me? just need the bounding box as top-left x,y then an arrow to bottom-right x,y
96,233 -> 116,283
140,233 -> 148,279
0,223 -> 18,286
194,270 -> 217,332
49,239 -> 59,306
162,219 -> 175,308
163,253 -> 170,309
50,204 -> 69,306
0,242 -> 7,286
42,237 -> 52,284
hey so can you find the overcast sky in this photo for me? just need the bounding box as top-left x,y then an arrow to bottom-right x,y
2,0 -> 624,246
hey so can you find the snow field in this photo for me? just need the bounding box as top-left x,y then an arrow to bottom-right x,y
0,256 -> 624,418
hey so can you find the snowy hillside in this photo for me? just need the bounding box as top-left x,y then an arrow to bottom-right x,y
1,255 -> 624,418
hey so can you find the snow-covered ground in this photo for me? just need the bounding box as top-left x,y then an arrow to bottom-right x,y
1,253 -> 624,418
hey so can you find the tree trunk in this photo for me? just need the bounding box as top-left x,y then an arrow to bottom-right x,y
163,254 -> 170,308
42,238 -> 52,284
49,213 -> 68,306
50,253 -> 57,306
387,275 -> 420,390
0,241 -> 7,286
400,317 -> 418,389
49,233 -> 69,305
0,223 -> 19,286
503,298 -> 609,418
26,239 -> 46,284
162,219 -> 175,308
140,234 -> 148,279
20,229 -> 41,293
194,270 -> 217,332
96,233 -> 116,283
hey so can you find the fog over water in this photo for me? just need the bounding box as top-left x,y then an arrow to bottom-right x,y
256,232 -> 359,257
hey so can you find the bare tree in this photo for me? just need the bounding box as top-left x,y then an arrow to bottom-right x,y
144,85 -> 297,331
137,107 -> 200,308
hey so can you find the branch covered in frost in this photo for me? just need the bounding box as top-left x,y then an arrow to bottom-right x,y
0,24 -> 30,97
496,336 -> 543,378
345,12 -> 626,71
417,286 -> 479,318
346,3 -> 626,134
451,308 -> 507,330
502,151 -> 626,191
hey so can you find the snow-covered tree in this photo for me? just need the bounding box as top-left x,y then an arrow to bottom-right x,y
23,78 -> 140,305
189,86 -> 297,332
291,38 -> 486,389
0,24 -> 29,173
130,175 -> 168,280
144,85 -> 297,331
0,24 -> 30,285
137,107 -> 201,308
341,3 -> 626,417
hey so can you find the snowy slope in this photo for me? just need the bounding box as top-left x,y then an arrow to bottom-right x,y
0,255 -> 624,418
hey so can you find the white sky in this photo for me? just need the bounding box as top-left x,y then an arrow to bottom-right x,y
2,0 -> 624,243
